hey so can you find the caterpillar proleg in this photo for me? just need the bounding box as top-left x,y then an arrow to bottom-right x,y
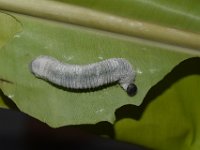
30,56 -> 137,96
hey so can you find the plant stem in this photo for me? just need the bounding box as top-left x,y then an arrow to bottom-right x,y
0,0 -> 200,50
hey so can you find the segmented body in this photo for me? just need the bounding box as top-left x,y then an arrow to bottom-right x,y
30,56 -> 137,96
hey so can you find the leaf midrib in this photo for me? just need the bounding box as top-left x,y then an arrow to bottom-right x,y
0,0 -> 200,51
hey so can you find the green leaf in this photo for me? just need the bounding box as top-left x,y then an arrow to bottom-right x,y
0,12 -> 22,108
115,58 -> 200,150
56,0 -> 200,33
0,0 -> 200,127
0,12 -> 197,127
0,12 -> 22,48
1,0 -> 200,49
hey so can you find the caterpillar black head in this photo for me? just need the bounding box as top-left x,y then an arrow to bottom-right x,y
127,83 -> 137,97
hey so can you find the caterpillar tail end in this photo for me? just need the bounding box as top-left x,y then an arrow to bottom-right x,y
29,60 -> 34,74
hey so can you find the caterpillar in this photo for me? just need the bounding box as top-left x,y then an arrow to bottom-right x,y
30,56 -> 137,96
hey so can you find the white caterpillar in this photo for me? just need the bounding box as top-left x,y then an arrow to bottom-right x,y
30,56 -> 137,96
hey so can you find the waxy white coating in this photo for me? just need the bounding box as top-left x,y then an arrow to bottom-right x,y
30,56 -> 136,91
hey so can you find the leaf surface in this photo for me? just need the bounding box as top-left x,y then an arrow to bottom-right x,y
0,13 -> 22,108
115,59 -> 200,149
0,0 -> 199,127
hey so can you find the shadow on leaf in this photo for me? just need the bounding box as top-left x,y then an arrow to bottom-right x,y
0,57 -> 200,140
115,57 -> 200,121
